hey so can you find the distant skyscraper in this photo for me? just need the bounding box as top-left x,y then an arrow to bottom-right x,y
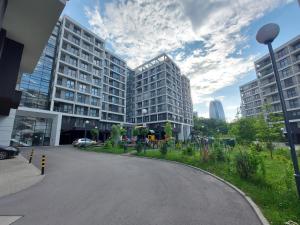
209,100 -> 226,121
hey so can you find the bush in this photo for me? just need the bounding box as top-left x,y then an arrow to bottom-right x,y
182,145 -> 195,156
136,141 -> 143,154
234,150 -> 260,179
250,143 -> 264,152
210,143 -> 225,162
160,142 -> 168,156
175,141 -> 182,150
104,139 -> 113,149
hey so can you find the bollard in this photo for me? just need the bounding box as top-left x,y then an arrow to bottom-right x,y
41,155 -> 46,175
29,149 -> 34,163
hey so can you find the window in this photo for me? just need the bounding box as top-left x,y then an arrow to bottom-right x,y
66,80 -> 75,89
90,108 -> 99,117
150,98 -> 156,105
286,88 -> 297,98
158,113 -> 167,120
77,94 -> 87,103
289,99 -> 299,108
280,67 -> 292,79
82,52 -> 90,61
284,77 -> 294,88
64,91 -> 74,100
78,83 -> 87,93
157,104 -> 166,112
75,106 -> 88,115
91,97 -> 99,106
278,57 -> 290,68
66,67 -> 76,77
81,62 -> 88,71
79,72 -> 89,81
276,48 -> 288,59
150,115 -> 157,121
150,106 -> 156,113
91,87 -> 99,96
93,77 -> 101,86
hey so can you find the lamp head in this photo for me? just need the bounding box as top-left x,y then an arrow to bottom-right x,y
142,109 -> 147,114
256,23 -> 280,44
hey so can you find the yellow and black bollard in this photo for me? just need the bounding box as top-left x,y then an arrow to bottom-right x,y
41,155 -> 46,175
29,149 -> 34,163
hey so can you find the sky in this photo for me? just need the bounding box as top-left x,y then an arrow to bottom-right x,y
62,0 -> 300,121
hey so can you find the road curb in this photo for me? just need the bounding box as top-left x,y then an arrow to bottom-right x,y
125,154 -> 269,225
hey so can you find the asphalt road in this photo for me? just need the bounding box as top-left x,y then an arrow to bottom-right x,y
0,146 -> 261,225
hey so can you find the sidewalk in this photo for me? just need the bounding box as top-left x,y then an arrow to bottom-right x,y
0,155 -> 44,199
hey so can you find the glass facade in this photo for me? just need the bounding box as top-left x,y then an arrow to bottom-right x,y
11,115 -> 53,146
19,23 -> 60,110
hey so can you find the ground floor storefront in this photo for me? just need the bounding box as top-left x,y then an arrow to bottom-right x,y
3,107 -> 193,147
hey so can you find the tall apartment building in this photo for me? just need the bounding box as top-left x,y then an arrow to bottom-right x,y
240,35 -> 300,142
240,79 -> 262,117
10,16 -> 193,146
127,54 -> 193,140
11,16 -> 126,146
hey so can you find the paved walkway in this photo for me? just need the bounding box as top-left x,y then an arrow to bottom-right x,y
0,146 -> 262,225
0,155 -> 43,199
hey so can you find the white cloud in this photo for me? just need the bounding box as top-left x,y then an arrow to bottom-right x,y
85,0 -> 291,106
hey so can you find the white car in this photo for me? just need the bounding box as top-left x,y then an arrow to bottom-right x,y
72,138 -> 96,147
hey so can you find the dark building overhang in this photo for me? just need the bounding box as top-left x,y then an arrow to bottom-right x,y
0,34 -> 23,115
0,0 -> 66,116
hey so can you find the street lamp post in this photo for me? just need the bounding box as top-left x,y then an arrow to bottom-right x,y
84,120 -> 90,146
95,126 -> 98,142
142,109 -> 147,153
257,23 -> 300,197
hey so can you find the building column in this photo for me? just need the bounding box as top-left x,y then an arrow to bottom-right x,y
0,109 -> 16,146
178,123 -> 184,141
50,113 -> 62,146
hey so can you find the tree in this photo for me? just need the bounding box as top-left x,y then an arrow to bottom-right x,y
229,117 -> 257,145
133,126 -> 149,141
111,125 -> 120,146
164,121 -> 173,139
255,112 -> 284,158
120,126 -> 126,137
90,128 -> 99,141
193,117 -> 228,137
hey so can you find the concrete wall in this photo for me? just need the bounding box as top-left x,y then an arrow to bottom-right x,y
0,109 -> 16,145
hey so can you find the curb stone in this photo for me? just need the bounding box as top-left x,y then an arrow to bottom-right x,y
125,154 -> 269,225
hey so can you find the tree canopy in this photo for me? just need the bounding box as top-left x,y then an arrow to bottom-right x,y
193,117 -> 228,137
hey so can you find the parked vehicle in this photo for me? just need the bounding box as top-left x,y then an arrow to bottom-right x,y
72,138 -> 96,147
0,145 -> 19,160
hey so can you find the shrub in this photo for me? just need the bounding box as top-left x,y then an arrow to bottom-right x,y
275,148 -> 290,159
136,141 -> 143,154
210,143 -> 225,162
175,141 -> 182,151
104,139 -> 113,149
160,142 -> 168,156
250,143 -> 264,152
182,145 -> 195,156
111,125 -> 120,146
234,150 -> 260,179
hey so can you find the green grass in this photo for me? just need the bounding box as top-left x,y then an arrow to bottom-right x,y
134,148 -> 300,225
